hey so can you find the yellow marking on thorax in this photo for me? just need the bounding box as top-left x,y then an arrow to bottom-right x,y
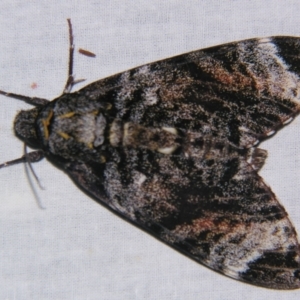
57,131 -> 70,140
57,111 -> 76,119
87,142 -> 94,149
100,156 -> 106,163
91,110 -> 99,115
104,103 -> 112,110
42,110 -> 54,139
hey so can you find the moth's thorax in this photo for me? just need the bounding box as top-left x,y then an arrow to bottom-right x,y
34,96 -> 110,162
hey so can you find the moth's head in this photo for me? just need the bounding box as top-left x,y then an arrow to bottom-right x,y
14,108 -> 41,149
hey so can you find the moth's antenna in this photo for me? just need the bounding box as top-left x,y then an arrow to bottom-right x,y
0,150 -> 44,169
63,19 -> 85,94
63,19 -> 75,93
0,90 -> 49,106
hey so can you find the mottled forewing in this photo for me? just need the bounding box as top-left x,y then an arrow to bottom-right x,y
81,37 -> 300,148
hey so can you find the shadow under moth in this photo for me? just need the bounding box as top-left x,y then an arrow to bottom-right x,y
1,19 -> 300,290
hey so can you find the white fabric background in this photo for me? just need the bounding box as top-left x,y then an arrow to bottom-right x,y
0,1 -> 300,299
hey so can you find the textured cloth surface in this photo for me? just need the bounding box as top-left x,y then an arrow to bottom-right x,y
0,1 -> 300,299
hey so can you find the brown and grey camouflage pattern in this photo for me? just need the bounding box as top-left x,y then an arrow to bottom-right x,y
10,37 -> 300,289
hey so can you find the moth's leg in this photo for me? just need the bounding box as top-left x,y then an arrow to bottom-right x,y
0,150 -> 44,169
63,19 -> 85,94
0,90 -> 49,106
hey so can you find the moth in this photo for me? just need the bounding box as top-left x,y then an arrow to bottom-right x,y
1,20 -> 300,290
